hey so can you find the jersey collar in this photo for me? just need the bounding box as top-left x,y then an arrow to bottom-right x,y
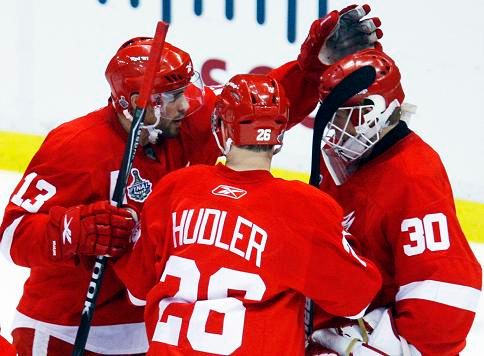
214,163 -> 273,183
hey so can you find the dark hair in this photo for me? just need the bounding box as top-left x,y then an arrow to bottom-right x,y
238,145 -> 274,152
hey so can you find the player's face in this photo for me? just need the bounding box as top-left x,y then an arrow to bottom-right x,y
331,109 -> 357,144
331,103 -> 374,144
146,90 -> 189,138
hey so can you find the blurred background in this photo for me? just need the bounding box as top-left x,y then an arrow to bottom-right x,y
1,0 -> 483,201
0,0 -> 483,350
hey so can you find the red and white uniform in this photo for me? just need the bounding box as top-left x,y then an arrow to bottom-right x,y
115,164 -> 382,356
0,62 -> 316,355
317,130 -> 482,355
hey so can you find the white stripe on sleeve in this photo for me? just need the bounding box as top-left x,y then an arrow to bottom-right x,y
396,280 -> 481,312
0,215 -> 25,264
127,289 -> 147,306
344,303 -> 370,319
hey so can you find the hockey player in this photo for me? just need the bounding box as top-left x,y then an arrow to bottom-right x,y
0,5 -> 383,355
113,74 -> 382,355
309,49 -> 482,355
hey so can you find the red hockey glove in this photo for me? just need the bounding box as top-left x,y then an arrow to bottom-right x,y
46,201 -> 137,261
311,308 -> 420,355
298,4 -> 382,76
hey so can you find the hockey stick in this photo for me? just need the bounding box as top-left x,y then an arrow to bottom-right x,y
72,21 -> 169,356
305,65 -> 376,339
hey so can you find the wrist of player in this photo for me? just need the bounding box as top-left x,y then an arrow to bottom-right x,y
46,201 -> 137,261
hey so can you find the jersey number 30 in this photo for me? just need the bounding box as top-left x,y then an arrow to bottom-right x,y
153,255 -> 266,354
401,213 -> 450,256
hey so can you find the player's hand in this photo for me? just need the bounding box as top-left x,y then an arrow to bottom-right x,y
311,308 -> 419,355
298,4 -> 382,75
46,201 -> 137,261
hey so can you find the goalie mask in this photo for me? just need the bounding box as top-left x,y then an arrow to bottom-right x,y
105,37 -> 204,143
319,49 -> 408,185
211,74 -> 289,155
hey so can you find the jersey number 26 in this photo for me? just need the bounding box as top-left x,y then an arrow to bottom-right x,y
153,256 -> 266,354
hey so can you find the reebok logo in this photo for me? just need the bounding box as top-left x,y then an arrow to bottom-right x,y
342,210 -> 356,231
52,240 -> 57,257
211,185 -> 247,199
63,215 -> 73,244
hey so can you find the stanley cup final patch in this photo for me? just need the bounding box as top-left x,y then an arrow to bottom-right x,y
127,168 -> 153,202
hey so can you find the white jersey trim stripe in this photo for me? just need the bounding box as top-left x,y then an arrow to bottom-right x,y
32,329 -> 49,356
0,215 -> 24,264
396,280 -> 481,312
128,289 -> 147,306
12,311 -> 148,354
344,303 -> 369,319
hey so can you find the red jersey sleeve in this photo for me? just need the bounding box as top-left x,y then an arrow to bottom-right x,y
113,215 -> 159,306
0,130 -> 97,268
386,172 -> 482,354
268,60 -> 319,129
278,188 -> 382,319
113,173 -> 176,305
0,335 -> 16,356
179,87 -> 221,166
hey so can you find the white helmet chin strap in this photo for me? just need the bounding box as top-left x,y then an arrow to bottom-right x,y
223,138 -> 233,155
123,107 -> 164,144
212,116 -> 226,155
212,119 -> 234,156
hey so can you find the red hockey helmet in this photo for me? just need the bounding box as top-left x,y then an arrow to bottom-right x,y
319,49 -> 404,107
319,50 -> 407,185
105,37 -> 194,114
212,74 -> 289,152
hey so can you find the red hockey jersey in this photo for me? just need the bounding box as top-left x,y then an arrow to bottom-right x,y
0,61 -> 318,354
318,131 -> 482,355
115,163 -> 382,356
0,334 -> 16,356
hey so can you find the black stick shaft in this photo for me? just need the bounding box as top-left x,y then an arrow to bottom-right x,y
72,107 -> 146,356
305,65 -> 376,339
72,22 -> 168,355
72,256 -> 107,356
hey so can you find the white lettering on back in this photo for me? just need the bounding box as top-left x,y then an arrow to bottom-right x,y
171,208 -> 267,267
